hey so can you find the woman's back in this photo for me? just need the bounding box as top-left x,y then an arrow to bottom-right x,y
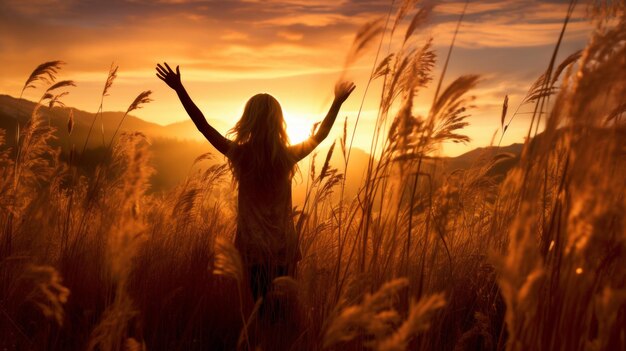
231,144 -> 300,267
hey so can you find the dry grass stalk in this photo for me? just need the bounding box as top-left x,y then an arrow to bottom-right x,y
20,61 -> 65,98
403,4 -> 433,44
108,91 -> 153,149
377,293 -> 445,351
213,237 -> 244,283
23,265 -> 70,326
344,17 -> 386,69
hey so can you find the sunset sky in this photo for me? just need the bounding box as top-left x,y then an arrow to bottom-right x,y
0,0 -> 595,156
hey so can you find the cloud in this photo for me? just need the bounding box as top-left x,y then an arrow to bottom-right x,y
220,31 -> 250,41
0,0 -> 598,155
429,19 -> 591,48
277,30 -> 304,41
0,0 -> 593,79
259,13 -> 352,27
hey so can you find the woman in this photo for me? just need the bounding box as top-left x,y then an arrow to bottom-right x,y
156,62 -> 355,300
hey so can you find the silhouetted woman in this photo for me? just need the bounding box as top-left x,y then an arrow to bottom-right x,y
156,62 -> 355,300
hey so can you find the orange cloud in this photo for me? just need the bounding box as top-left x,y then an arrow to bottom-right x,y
0,0 -> 598,156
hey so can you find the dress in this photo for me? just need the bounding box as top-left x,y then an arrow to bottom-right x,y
230,140 -> 316,268
233,157 -> 301,267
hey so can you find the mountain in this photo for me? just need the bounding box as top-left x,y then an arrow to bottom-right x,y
165,119 -> 232,141
439,143 -> 523,180
0,94 -> 528,196
0,95 -> 374,196
0,94 -> 169,147
0,94 -> 230,144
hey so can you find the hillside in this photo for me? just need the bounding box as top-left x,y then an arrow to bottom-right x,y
165,119 -> 233,141
0,95 -> 374,197
0,94 -> 232,143
0,94 -> 527,196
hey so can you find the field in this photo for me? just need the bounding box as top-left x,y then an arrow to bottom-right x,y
1,1 -> 625,350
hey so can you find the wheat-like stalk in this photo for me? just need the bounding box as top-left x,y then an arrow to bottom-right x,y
107,90 -> 152,150
19,61 -> 64,98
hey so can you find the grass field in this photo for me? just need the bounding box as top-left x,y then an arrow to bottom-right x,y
1,1 -> 625,350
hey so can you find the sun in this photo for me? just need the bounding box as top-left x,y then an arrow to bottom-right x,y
284,112 -> 314,144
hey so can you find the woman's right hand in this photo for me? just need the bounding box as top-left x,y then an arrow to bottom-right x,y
156,62 -> 183,91
334,81 -> 356,104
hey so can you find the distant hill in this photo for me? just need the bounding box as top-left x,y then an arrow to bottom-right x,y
0,94 -> 219,189
165,119 -> 232,141
0,94 -> 529,198
0,94 -> 162,147
438,143 -> 523,180
443,143 -> 523,171
0,95 -> 374,198
0,94 -> 229,145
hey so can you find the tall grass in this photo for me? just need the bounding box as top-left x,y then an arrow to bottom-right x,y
1,1 -> 625,350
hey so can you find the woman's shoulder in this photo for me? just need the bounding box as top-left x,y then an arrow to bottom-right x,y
288,137 -> 319,162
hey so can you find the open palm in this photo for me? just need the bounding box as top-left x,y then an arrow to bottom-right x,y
156,62 -> 182,91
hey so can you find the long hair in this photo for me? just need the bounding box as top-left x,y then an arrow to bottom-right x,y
227,93 -> 295,187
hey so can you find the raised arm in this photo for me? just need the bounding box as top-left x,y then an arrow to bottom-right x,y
156,62 -> 231,156
290,81 -> 356,161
